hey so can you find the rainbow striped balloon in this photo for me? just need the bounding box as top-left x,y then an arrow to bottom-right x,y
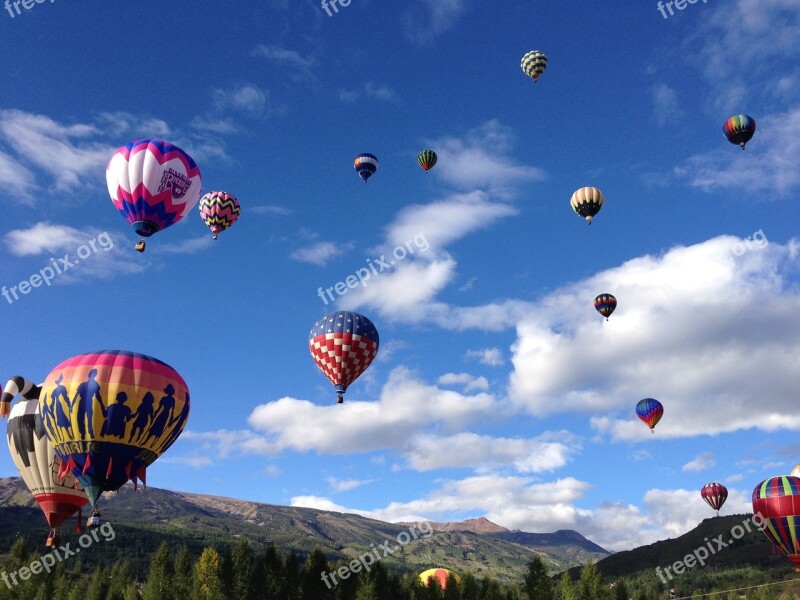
199,191 -> 241,239
635,398 -> 663,433
752,476 -> 800,570
38,350 -> 190,509
723,115 -> 756,149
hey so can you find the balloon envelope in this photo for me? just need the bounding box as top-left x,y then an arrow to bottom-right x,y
106,139 -> 203,239
199,191 -> 240,238
635,398 -> 663,432
521,50 -> 548,81
38,350 -> 190,507
354,153 -> 379,182
570,187 -> 604,224
701,482 -> 728,512
752,475 -> 800,570
417,150 -> 437,172
309,312 -> 379,402
419,568 -> 458,589
594,294 -> 617,320
723,115 -> 756,149
6,399 -> 88,530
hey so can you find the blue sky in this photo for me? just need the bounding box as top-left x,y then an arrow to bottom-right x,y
1,0 -> 799,552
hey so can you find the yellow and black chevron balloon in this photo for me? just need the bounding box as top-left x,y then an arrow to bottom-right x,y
521,50 -> 548,82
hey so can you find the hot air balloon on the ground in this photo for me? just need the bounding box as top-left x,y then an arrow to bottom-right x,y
419,568 -> 459,589
309,311 -> 379,403
594,294 -> 617,320
724,115 -> 756,149
636,398 -> 663,433
5,386 -> 89,547
752,476 -> 800,570
35,350 -> 190,524
354,153 -> 379,183
701,483 -> 728,515
106,139 -> 203,252
521,50 -> 548,82
199,191 -> 240,240
570,187 -> 604,224
417,150 -> 437,172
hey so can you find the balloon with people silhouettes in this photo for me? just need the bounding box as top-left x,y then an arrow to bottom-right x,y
31,350 -> 190,522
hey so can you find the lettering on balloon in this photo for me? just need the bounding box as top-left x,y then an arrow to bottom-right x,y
157,168 -> 191,199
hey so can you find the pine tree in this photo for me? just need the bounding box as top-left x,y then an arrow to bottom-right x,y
559,572 -> 576,600
172,546 -> 193,600
443,573 -> 460,600
193,547 -> 226,600
142,541 -> 175,600
107,561 -> 135,600
577,563 -> 606,600
524,556 -> 554,600
460,572 -> 480,600
230,539 -> 254,600
301,548 -> 334,600
355,575 -> 378,600
613,580 -> 629,600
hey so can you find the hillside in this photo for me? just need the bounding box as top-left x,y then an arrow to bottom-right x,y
0,477 -> 608,584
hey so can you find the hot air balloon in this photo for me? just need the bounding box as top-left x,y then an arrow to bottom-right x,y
594,294 -> 617,321
309,311 -> 379,404
354,153 -> 379,183
701,483 -> 728,515
752,475 -> 800,570
199,191 -> 240,240
36,350 -> 190,524
724,115 -> 756,149
521,50 -> 548,82
571,187 -> 604,224
6,397 -> 89,546
106,139 -> 203,252
636,398 -> 663,433
791,465 -> 800,477
417,150 -> 437,172
419,568 -> 459,589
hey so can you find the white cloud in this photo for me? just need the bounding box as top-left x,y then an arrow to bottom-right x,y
465,347 -> 505,366
682,452 -> 716,472
652,84 -> 682,126
290,241 -> 352,266
337,82 -> 399,104
251,44 -> 317,83
503,236 -> 800,441
0,149 -> 36,204
404,0 -> 467,45
212,84 -> 269,115
437,372 -> 489,392
326,477 -> 376,493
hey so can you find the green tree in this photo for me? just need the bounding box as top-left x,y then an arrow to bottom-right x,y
613,580 -> 629,600
559,572 -> 576,600
107,561 -> 135,600
355,575 -> 378,600
230,539 -> 255,600
577,563 -> 606,600
524,556 -> 553,600
193,547 -> 226,600
172,546 -> 193,600
301,548 -> 334,600
460,572 -> 480,600
143,542 -> 174,600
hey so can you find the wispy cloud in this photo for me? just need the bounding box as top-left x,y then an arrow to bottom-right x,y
290,241 -> 353,266
251,44 -> 318,83
404,0 -> 467,45
682,452 -> 715,472
465,348 -> 504,367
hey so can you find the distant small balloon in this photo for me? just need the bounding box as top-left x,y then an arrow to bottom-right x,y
594,294 -> 617,320
723,115 -> 756,149
570,187 -> 604,224
521,50 -> 548,82
417,150 -> 437,172
636,398 -> 663,433
354,153 -> 379,183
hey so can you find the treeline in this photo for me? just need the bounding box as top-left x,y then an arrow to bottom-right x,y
0,536 -> 792,600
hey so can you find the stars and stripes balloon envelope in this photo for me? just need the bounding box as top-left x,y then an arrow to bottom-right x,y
309,311 -> 379,403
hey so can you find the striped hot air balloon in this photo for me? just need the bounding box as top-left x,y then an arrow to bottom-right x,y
701,482 -> 728,515
723,115 -> 756,149
521,50 -> 548,82
417,149 -> 437,172
752,476 -> 800,570
309,311 -> 379,403
570,187 -> 604,224
37,350 -> 190,522
199,191 -> 241,239
106,139 -> 203,252
594,294 -> 617,321
635,398 -> 663,433
6,396 -> 88,546
354,153 -> 379,182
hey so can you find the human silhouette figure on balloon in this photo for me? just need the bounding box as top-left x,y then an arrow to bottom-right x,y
157,393 -> 189,454
146,384 -> 177,448
51,374 -> 74,440
101,392 -> 134,439
129,392 -> 155,444
73,369 -> 105,438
